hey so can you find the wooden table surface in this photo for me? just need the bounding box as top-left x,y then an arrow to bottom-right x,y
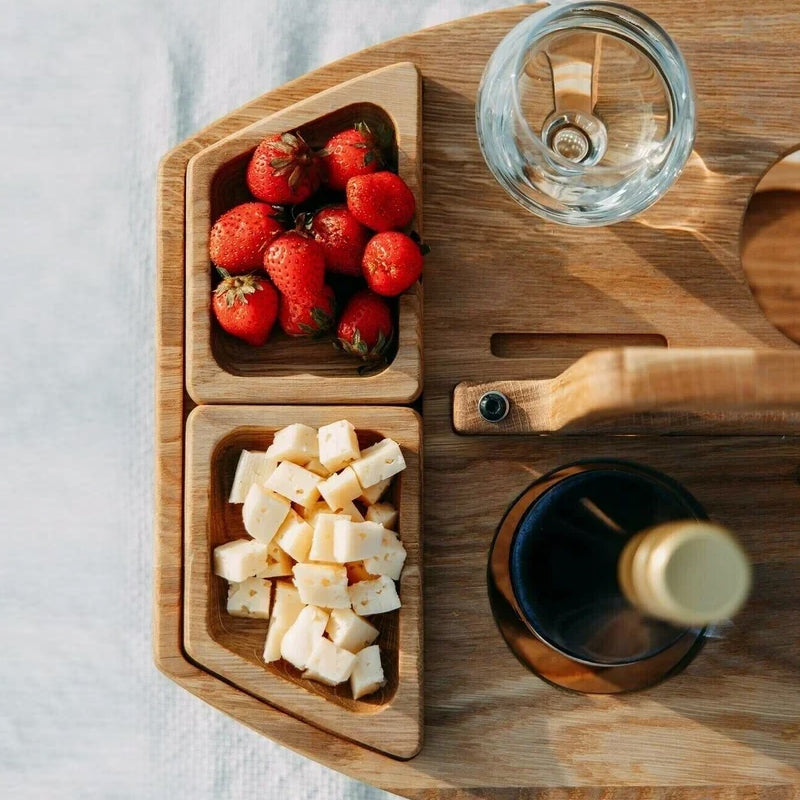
155,3 -> 800,797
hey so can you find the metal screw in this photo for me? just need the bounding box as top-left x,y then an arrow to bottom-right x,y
478,391 -> 510,423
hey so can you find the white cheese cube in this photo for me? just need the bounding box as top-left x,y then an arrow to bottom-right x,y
309,513 -> 350,562
318,466 -> 362,512
304,458 -> 331,478
365,502 -> 398,529
274,511 -> 314,563
359,476 -> 391,506
265,461 -> 322,509
350,439 -> 406,488
263,580 -> 304,662
280,605 -> 329,670
333,520 -> 386,563
363,530 -> 407,581
228,450 -> 279,503
266,423 -> 318,465
318,419 -> 361,473
242,484 -> 291,544
339,499 -> 365,522
227,577 -> 272,619
213,539 -> 269,582
350,644 -> 386,699
255,541 -> 293,578
302,636 -> 357,686
348,575 -> 401,616
325,607 -> 379,653
292,563 -> 350,608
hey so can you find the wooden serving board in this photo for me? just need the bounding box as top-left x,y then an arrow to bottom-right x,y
155,3 -> 800,797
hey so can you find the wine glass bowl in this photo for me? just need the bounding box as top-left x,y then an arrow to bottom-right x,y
476,1 -> 696,225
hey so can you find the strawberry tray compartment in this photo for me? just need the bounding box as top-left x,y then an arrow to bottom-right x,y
185,63 -> 422,405
183,404 -> 423,759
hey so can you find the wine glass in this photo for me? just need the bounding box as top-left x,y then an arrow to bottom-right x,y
476,0 -> 696,226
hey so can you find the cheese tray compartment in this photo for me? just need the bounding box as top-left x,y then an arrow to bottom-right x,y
183,404 -> 422,759
185,62 -> 422,406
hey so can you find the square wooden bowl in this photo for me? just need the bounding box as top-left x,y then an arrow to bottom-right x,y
183,404 -> 423,759
185,62 -> 422,405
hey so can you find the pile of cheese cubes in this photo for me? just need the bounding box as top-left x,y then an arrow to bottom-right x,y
213,419 -> 407,699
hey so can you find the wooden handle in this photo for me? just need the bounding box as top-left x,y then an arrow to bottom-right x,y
453,348 -> 800,434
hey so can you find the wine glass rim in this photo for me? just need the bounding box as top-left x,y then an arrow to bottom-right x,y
507,0 -> 695,177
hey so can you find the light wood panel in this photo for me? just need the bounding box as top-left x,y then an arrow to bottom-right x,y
155,3 -> 800,797
185,62 -> 423,405
453,348 -> 800,434
183,404 -> 423,759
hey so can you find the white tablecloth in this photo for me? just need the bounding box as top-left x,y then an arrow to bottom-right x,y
1,1 -> 529,797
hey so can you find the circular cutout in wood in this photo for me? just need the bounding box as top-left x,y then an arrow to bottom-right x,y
741,150 -> 800,344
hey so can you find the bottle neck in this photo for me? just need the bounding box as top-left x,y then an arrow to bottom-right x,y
618,521 -> 751,627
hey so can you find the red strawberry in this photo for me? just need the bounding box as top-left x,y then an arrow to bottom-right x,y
212,270 -> 279,346
320,123 -> 382,191
362,231 -> 424,296
246,132 -> 322,205
209,202 -> 284,274
346,171 -> 415,232
264,231 -> 326,299
278,284 -> 336,337
309,205 -> 371,276
336,289 -> 394,361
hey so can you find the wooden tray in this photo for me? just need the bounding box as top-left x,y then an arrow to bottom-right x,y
184,405 -> 422,758
155,3 -> 800,797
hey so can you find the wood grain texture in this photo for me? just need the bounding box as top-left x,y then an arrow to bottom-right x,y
185,62 -> 423,405
453,348 -> 800,434
183,404 -> 423,759
155,3 -> 800,797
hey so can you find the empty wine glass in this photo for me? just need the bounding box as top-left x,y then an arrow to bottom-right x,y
476,0 -> 696,226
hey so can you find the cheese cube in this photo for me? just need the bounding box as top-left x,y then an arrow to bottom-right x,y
292,563 -> 350,608
350,644 -> 386,699
349,575 -> 402,616
265,461 -> 321,508
304,458 -> 331,478
302,636 -> 357,686
339,499 -> 365,522
309,513 -> 349,562
266,423 -> 318,465
365,502 -> 398,529
280,605 -> 329,670
263,580 -> 304,662
228,450 -> 279,503
274,511 -> 314,563
255,541 -> 293,578
326,607 -> 379,653
242,484 -> 291,544
363,530 -> 407,581
318,467 -> 362,512
359,476 -> 391,506
318,419 -> 361,473
227,577 -> 272,619
333,520 -> 386,563
350,439 -> 406,488
213,539 -> 269,582
346,561 -> 378,584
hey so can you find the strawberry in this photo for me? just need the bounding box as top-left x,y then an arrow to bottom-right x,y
320,123 -> 382,191
309,205 -> 371,276
345,171 -> 415,232
208,202 -> 284,274
336,289 -> 394,361
362,231 -> 424,296
246,132 -> 322,205
264,230 -> 326,299
212,270 -> 279,346
278,284 -> 336,337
